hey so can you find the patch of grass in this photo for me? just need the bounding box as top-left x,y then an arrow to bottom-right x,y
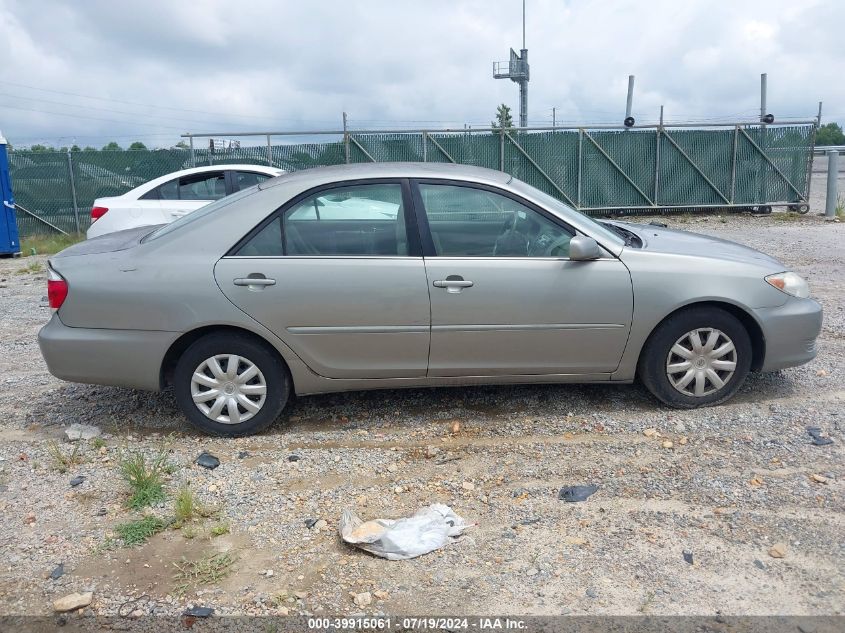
173,551 -> 237,593
836,195 -> 844,219
92,536 -> 119,555
20,233 -> 84,256
90,437 -> 106,450
15,260 -> 44,275
210,522 -> 230,537
118,446 -> 171,509
46,440 -> 84,473
774,212 -> 803,222
181,525 -> 198,539
115,515 -> 169,546
174,483 -> 197,524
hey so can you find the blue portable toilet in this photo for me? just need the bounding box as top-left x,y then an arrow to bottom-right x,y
0,130 -> 21,256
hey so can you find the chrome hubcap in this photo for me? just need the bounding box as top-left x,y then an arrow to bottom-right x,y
190,354 -> 267,424
666,328 -> 737,397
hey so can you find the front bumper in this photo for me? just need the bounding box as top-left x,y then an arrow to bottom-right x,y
754,297 -> 823,372
38,313 -> 178,391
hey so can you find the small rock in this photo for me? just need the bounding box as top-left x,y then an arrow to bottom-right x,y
449,421 -> 461,434
24,512 -> 35,525
69,475 -> 85,487
373,590 -> 389,600
54,592 -> 93,612
237,451 -> 250,459
683,550 -> 693,565
462,481 -> 475,491
678,437 -> 688,445
806,427 -> 833,446
313,519 -> 328,531
394,486 -> 403,494
353,591 -> 372,607
810,473 -> 829,484
753,559 -> 766,570
661,440 -> 674,449
387,464 -> 398,473
276,606 -> 289,615
768,543 -> 787,558
196,452 -> 220,470
95,508 -> 107,517
749,476 -> 764,487
585,588 -> 598,599
425,447 -> 440,459
558,485 -> 598,502
65,424 -> 101,442
49,563 -> 65,580
643,428 -> 659,437
287,454 -> 301,462
294,591 -> 308,599
816,369 -> 827,377
304,518 -> 318,529
526,567 -> 539,577
183,606 -> 214,617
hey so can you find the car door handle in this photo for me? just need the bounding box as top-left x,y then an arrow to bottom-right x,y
433,278 -> 473,294
234,277 -> 276,289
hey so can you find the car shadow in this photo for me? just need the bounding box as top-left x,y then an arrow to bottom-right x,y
26,369 -> 800,439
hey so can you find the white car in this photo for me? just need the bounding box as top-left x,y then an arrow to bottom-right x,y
87,165 -> 285,238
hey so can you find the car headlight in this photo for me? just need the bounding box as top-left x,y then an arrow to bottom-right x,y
765,271 -> 810,298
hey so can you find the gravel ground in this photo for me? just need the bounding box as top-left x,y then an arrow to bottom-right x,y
0,213 -> 842,620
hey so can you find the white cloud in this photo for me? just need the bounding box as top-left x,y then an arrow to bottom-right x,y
0,0 -> 841,147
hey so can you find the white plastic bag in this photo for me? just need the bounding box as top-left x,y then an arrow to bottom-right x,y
339,504 -> 471,560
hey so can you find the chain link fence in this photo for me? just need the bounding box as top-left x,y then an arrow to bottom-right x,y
9,122 -> 815,236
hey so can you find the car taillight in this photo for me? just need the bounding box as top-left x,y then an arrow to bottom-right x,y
91,206 -> 109,222
47,265 -> 68,309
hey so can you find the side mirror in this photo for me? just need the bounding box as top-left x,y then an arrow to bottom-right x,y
569,235 -> 601,261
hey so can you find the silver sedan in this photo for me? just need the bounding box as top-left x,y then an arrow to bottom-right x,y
38,163 -> 822,436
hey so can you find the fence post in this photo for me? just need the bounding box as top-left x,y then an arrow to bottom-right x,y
188,135 -> 195,167
499,128 -> 505,171
422,131 -> 427,162
265,135 -> 273,166
825,150 -> 839,218
66,150 -> 80,234
343,112 -> 350,164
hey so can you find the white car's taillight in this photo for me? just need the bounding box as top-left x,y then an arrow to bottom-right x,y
765,271 -> 810,298
91,206 -> 109,223
47,264 -> 68,309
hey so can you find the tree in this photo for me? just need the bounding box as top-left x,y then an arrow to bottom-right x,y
174,140 -> 189,149
30,144 -> 49,152
102,141 -> 123,151
491,103 -> 514,135
128,141 -> 148,150
83,146 -> 96,151
816,122 -> 845,146
70,144 -> 81,152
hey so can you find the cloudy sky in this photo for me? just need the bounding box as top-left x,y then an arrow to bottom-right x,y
0,0 -> 841,148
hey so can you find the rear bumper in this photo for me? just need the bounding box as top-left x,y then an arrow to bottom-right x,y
38,314 -> 178,391
754,297 -> 823,372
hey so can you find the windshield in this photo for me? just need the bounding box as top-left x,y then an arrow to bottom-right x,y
508,179 -> 625,247
142,187 -> 258,242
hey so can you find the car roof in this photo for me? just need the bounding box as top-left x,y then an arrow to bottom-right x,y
258,162 -> 512,191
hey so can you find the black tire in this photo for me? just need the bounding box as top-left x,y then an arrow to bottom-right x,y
638,307 -> 752,408
173,333 -> 290,437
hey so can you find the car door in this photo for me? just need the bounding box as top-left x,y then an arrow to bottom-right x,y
413,181 -> 634,377
214,179 -> 431,379
148,171 -> 228,221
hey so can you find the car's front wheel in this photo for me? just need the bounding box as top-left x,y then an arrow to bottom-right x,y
639,307 -> 752,408
173,333 -> 290,436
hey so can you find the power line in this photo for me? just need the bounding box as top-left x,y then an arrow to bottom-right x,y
0,80 -> 340,124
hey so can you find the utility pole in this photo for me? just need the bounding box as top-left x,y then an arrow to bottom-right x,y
493,0 -> 529,127
552,107 -> 556,128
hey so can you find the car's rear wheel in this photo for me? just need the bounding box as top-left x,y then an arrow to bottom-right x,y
639,307 -> 752,408
174,333 -> 289,436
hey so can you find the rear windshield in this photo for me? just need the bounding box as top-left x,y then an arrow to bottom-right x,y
142,187 -> 257,242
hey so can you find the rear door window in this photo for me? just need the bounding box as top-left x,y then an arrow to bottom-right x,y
235,183 -> 409,256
